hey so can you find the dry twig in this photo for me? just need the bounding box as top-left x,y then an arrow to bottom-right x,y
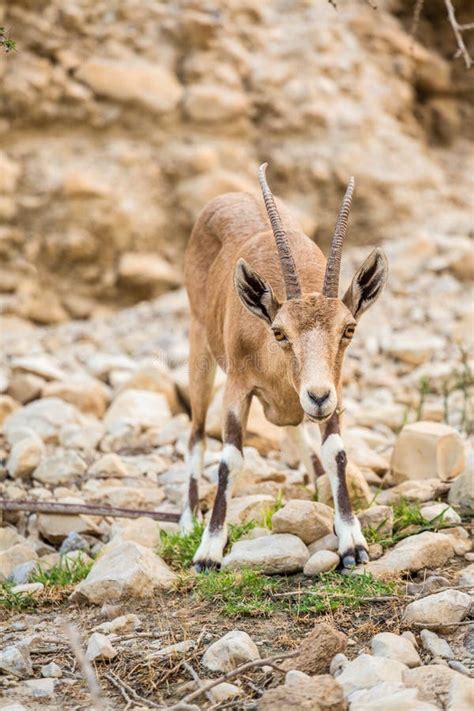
166,651 -> 298,708
445,0 -> 473,68
104,671 -> 162,710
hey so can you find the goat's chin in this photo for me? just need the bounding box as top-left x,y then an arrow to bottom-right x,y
304,410 -> 333,424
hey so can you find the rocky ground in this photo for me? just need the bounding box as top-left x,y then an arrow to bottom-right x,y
0,230 -> 473,710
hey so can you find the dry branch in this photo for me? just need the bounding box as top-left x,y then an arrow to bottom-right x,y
445,0 -> 473,68
104,671 -> 162,710
166,651 -> 298,709
0,498 -> 180,522
64,623 -> 106,711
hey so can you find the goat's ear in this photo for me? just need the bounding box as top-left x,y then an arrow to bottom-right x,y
343,248 -> 388,320
234,258 -> 280,324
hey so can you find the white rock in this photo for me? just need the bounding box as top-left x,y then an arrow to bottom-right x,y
10,583 -> 44,595
303,550 -> 340,576
420,629 -> 454,659
11,355 -> 65,381
355,532 -> 454,578
41,661 -> 62,678
0,543 -> 37,580
93,614 -> 142,634
285,669 -> 312,685
404,589 -> 472,628
0,644 -> 33,678
222,534 -> 309,574
33,449 -> 86,485
349,681 -> 441,711
458,563 -> 474,586
336,653 -> 408,695
23,678 -> 55,697
103,389 -> 171,431
371,632 -> 421,667
420,503 -> 461,525
358,505 -> 394,537
202,630 -> 260,672
85,632 -> 117,662
6,433 -> 44,479
271,500 -> 334,544
391,422 -> 465,484
378,479 -> 450,506
73,541 -> 177,603
448,458 -> 473,513
308,532 -> 339,555
385,334 -> 444,366
3,397 -> 83,445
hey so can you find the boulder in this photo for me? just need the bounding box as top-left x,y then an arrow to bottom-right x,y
402,665 -> 472,709
103,389 -> 171,431
85,632 -> 117,662
257,674 -> 347,711
391,422 -> 465,484
118,364 -> 180,415
336,654 -> 408,696
0,543 -> 37,580
420,503 -> 461,525
222,534 -> 309,574
272,500 -> 334,544
349,682 -> 441,711
448,460 -> 474,513
3,398 -> 83,445
33,450 -> 87,485
118,253 -> 181,292
378,479 -> 450,506
355,531 -> 454,578
458,563 -> 474,587
225,495 -> 275,525
108,517 -> 161,549
282,623 -> 347,675
73,541 -> 177,603
403,589 -> 472,629
184,84 -> 249,122
308,533 -> 339,555
420,629 -> 454,659
303,550 -> 340,576
76,58 -> 183,114
0,644 -> 33,678
202,630 -> 259,672
358,505 -> 394,537
42,377 -> 109,417
371,632 -> 421,667
6,433 -> 44,479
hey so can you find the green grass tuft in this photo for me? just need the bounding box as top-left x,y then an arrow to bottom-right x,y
30,554 -> 93,587
194,568 -> 396,617
260,490 -> 284,529
0,581 -> 36,611
195,568 -> 282,616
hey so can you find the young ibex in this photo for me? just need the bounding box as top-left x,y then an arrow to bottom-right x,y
181,164 -> 388,571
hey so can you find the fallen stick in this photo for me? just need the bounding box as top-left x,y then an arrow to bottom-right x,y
104,671 -> 162,710
166,651 -> 298,708
0,498 -> 180,523
64,623 -> 106,711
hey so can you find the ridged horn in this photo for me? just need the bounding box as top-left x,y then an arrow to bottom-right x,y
322,177 -> 355,298
258,163 -> 301,300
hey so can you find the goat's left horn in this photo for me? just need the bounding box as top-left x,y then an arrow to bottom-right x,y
258,163 -> 301,300
322,177 -> 355,298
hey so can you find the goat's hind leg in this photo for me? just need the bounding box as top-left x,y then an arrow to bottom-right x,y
193,384 -> 251,572
180,319 -> 216,533
320,412 -> 369,568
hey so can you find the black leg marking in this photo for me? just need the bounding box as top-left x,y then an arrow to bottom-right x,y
335,450 -> 353,522
209,462 -> 229,534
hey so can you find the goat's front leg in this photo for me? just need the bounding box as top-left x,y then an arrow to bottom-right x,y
193,388 -> 251,573
320,411 -> 369,568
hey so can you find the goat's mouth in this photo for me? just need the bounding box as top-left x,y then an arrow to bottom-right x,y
304,411 -> 332,424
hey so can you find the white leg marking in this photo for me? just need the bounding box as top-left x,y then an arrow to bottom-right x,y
193,444 -> 243,569
321,433 -> 368,565
180,440 -> 204,533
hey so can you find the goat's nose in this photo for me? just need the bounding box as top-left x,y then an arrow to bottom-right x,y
307,390 -> 331,408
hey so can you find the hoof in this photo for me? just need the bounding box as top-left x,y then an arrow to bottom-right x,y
356,545 -> 369,564
342,551 -> 356,568
194,559 -> 221,574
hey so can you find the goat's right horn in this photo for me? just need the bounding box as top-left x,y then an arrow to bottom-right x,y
322,177 -> 355,298
258,163 -> 301,300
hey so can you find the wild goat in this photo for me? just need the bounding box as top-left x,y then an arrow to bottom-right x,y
181,164 -> 388,571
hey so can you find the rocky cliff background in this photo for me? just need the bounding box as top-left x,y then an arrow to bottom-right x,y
0,0 -> 472,321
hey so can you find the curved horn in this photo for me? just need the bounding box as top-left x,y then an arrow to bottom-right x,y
258,163 -> 301,300
322,177 -> 355,298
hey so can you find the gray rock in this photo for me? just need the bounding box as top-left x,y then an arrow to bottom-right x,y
354,532 -> 454,578
9,560 -> 37,585
349,681 -> 441,711
404,589 -> 472,629
458,563 -> 474,587
271,499 -> 334,544
41,661 -> 62,678
23,678 -> 55,697
336,653 -> 408,695
202,630 -> 260,672
303,550 -> 340,576
85,632 -> 117,661
448,455 -> 474,513
420,629 -> 454,659
33,449 -> 86,485
59,532 -> 90,555
371,632 -> 421,667
222,534 -> 309,574
0,644 -> 33,678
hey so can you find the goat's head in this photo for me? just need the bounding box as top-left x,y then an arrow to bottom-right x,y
234,164 -> 388,422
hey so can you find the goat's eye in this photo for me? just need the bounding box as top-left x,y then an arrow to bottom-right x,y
273,329 -> 287,343
343,324 -> 356,339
